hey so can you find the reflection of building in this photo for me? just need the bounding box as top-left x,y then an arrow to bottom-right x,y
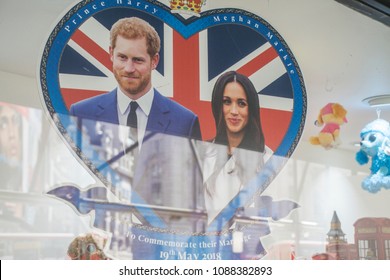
0,104 -> 90,259
312,211 -> 357,260
80,122 -> 207,258
313,212 -> 390,260
325,211 -> 357,260
354,217 -> 390,260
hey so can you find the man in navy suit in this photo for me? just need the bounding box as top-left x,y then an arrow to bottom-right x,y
70,17 -> 201,143
69,17 -> 203,214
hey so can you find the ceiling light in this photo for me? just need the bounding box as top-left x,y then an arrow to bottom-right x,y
362,95 -> 390,107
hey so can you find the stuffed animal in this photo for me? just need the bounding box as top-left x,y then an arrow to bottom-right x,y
67,233 -> 110,260
356,118 -> 390,193
310,103 -> 348,149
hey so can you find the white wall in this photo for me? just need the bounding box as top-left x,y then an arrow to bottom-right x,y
0,71 -> 41,108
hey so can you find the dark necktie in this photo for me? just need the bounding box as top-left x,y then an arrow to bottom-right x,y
127,101 -> 138,128
127,101 -> 138,142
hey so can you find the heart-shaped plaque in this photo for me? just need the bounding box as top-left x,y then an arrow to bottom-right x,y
40,0 -> 306,259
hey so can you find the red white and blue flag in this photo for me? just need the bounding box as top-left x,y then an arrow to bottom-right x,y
58,9 -> 293,151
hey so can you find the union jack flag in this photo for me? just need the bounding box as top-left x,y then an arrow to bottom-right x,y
58,9 -> 293,151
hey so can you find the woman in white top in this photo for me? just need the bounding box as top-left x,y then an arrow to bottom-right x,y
203,71 -> 266,224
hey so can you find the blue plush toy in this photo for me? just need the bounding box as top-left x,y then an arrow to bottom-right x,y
356,119 -> 390,193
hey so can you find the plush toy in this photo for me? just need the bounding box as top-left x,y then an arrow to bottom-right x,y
356,118 -> 390,193
310,103 -> 348,149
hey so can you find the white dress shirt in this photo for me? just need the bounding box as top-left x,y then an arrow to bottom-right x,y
117,87 -> 154,149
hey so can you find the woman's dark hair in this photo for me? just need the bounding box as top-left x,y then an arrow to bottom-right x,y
211,71 -> 265,153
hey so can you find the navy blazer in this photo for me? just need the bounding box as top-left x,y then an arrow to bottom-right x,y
69,88 -> 203,213
69,88 -> 202,140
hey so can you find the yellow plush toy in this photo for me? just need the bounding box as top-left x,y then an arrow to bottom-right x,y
310,103 -> 348,149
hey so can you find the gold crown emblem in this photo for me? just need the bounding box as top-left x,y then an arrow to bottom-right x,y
169,0 -> 206,17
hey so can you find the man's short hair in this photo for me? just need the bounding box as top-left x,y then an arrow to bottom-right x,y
110,17 -> 161,58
